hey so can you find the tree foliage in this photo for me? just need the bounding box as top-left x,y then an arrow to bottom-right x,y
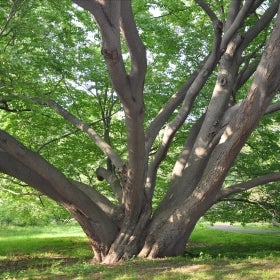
0,0 -> 280,263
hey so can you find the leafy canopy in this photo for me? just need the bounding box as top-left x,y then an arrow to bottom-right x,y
0,0 -> 279,225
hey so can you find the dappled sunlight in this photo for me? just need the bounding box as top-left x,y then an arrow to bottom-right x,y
219,126 -> 233,144
170,263 -> 210,274
2,256 -> 279,280
168,259 -> 280,280
168,212 -> 183,223
194,146 -> 207,157
192,189 -> 205,201
1,0 -> 280,270
172,157 -> 186,178
1,224 -> 280,278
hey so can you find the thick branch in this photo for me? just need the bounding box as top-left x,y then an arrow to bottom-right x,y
145,58 -> 204,155
146,0 -> 257,162
239,1 -> 279,53
74,1 -> 147,227
235,57 -> 260,92
73,0 -> 132,108
71,179 -> 122,225
217,172 -> 280,200
265,101 -> 280,114
224,0 -> 242,32
146,16 -> 222,159
221,99 -> 280,131
120,0 -> 147,100
193,35 -> 242,155
0,130 -> 76,199
73,3 -> 147,223
0,150 -> 62,202
210,2 -> 277,107
221,0 -> 254,51
250,0 -> 267,14
0,131 -> 119,241
0,131 -> 115,216
145,57 -> 219,197
198,1 -> 279,152
172,115 -> 205,178
188,6 -> 280,212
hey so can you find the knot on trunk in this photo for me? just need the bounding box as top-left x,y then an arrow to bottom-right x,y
101,48 -> 119,65
218,74 -> 228,88
118,163 -> 128,184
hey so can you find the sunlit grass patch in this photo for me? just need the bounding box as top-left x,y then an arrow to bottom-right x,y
1,223 -> 279,279
187,223 -> 280,259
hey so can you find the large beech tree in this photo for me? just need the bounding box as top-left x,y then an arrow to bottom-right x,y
1,0 -> 280,263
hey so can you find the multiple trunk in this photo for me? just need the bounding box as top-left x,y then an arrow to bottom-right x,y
1,0 -> 280,264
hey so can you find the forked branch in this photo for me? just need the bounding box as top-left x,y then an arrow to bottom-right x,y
0,130 -> 119,238
239,0 -> 279,53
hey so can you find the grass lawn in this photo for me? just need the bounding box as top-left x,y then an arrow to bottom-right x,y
0,223 -> 279,279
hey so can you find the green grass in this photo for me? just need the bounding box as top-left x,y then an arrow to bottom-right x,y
187,223 -> 280,259
0,223 -> 279,279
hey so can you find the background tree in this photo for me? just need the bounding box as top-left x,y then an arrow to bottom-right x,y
0,0 -> 280,263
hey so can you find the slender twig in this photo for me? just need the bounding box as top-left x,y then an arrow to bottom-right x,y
152,8 -> 188,19
0,0 -> 27,37
36,107 -> 121,152
0,186 -> 40,196
219,197 -> 279,218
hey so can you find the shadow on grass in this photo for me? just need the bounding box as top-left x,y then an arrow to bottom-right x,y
0,256 -> 79,274
1,244 -> 280,280
1,255 -> 280,280
186,242 -> 280,259
1,225 -> 280,279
